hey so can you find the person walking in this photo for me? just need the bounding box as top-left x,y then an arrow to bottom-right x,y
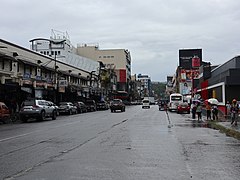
226,101 -> 231,119
212,104 -> 218,120
191,102 -> 197,119
206,102 -> 212,120
196,102 -> 202,121
230,99 -> 239,126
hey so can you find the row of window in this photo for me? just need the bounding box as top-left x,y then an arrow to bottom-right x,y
0,59 -> 88,86
40,51 -> 61,56
99,55 -> 114,59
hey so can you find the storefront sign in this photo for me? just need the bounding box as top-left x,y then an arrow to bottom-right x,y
58,80 -> 68,87
23,73 -> 31,80
58,86 -> 65,93
21,87 -> 32,94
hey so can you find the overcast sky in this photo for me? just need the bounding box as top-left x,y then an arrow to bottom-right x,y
1,0 -> 240,81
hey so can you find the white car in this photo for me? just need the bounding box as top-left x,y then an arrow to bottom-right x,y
142,99 -> 150,109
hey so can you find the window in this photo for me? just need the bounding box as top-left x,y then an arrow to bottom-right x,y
99,56 -> 101,58
1,59 -> 4,70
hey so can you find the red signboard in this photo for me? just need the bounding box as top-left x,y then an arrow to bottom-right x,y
119,69 -> 126,83
192,56 -> 201,67
201,80 -> 208,100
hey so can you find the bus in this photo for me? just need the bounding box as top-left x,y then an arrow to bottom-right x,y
168,93 -> 183,111
113,91 -> 129,101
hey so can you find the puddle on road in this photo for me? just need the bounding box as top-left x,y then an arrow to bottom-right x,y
174,119 -> 209,128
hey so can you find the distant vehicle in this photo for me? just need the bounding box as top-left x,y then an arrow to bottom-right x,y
168,93 -> 183,111
148,97 -> 155,105
113,91 -> 129,101
19,99 -> 57,122
142,99 -> 150,109
85,100 -> 97,112
74,101 -> 87,113
158,100 -> 168,111
110,99 -> 125,112
96,100 -> 109,110
58,102 -> 77,115
0,102 -> 10,123
177,102 -> 190,114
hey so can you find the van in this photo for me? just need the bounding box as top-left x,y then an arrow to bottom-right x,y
142,99 -> 150,109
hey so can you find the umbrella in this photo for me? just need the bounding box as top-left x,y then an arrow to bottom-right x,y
208,98 -> 219,105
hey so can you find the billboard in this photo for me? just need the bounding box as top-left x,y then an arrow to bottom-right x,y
179,49 -> 202,69
180,82 -> 191,95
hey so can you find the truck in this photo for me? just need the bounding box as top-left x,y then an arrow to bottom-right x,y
149,97 -> 155,105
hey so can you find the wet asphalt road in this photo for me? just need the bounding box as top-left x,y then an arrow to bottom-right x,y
0,105 -> 239,180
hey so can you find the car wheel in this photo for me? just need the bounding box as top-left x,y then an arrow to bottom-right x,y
111,109 -> 113,113
52,111 -> 57,120
39,111 -> 45,121
69,109 -> 72,115
20,116 -> 28,123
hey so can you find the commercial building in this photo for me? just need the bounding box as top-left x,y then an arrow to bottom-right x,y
0,36 -> 101,107
196,56 -> 240,114
76,44 -> 131,94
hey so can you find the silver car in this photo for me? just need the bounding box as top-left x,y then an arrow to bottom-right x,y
58,102 -> 77,115
19,99 -> 57,122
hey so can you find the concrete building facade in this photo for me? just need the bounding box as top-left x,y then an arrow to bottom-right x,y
76,44 -> 131,93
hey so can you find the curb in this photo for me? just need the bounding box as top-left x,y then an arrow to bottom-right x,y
207,121 -> 240,140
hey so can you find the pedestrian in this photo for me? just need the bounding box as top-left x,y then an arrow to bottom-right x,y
206,102 -> 211,120
226,101 -> 231,119
212,104 -> 218,120
196,102 -> 202,121
230,99 -> 239,126
191,102 -> 197,119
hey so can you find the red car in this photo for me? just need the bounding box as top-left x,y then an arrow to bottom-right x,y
177,102 -> 190,114
0,102 -> 10,123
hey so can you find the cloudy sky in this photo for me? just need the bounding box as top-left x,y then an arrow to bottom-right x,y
1,0 -> 240,81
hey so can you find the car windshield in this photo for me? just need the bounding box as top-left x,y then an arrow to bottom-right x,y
112,100 -> 121,104
22,101 -> 35,106
143,100 -> 149,103
180,103 -> 188,107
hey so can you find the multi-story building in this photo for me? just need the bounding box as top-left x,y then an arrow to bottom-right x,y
28,30 -> 107,102
0,36 -> 101,106
76,44 -> 131,93
137,74 -> 152,98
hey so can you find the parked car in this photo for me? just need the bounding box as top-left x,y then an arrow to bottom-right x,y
19,99 -> 57,122
142,99 -> 150,109
110,99 -> 125,112
46,101 -> 59,116
85,100 -> 97,112
74,101 -> 87,113
0,102 -> 10,123
96,100 -> 109,110
58,102 -> 77,115
177,102 -> 190,114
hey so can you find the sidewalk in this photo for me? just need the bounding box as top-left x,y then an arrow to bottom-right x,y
201,110 -> 240,139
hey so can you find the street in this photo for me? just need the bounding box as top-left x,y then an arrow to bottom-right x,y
0,105 -> 239,180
